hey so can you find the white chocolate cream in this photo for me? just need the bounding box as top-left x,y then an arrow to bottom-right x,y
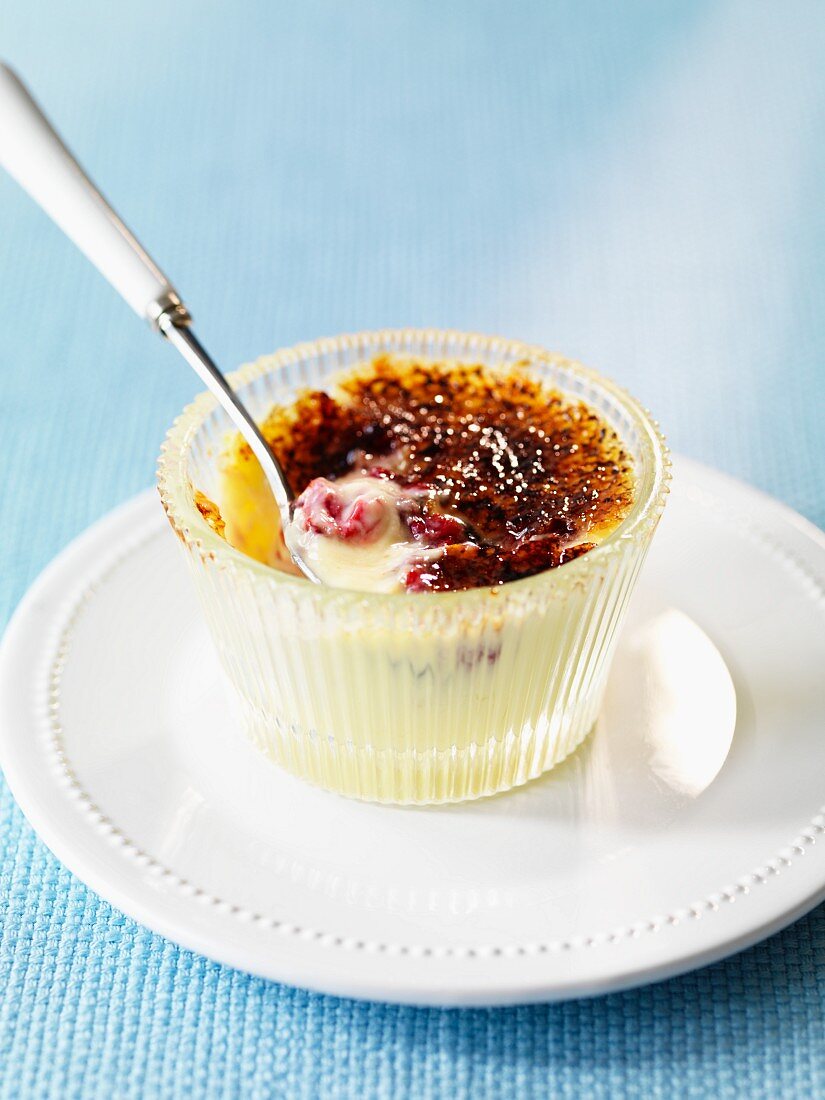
284,473 -> 442,593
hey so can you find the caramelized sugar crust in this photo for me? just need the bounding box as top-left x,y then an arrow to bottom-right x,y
194,489 -> 226,537
243,355 -> 634,589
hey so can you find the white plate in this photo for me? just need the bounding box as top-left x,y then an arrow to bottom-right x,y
1,458 -> 824,1006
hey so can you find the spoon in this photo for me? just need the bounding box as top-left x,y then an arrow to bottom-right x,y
0,63 -> 320,583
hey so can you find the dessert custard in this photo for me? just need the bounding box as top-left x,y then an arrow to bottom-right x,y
214,355 -> 634,593
161,334 -> 668,803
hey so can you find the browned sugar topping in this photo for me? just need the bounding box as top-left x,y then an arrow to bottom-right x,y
253,355 -> 634,590
194,489 -> 226,538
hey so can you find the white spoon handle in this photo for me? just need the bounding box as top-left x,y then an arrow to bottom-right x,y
0,62 -> 178,323
0,63 -> 314,577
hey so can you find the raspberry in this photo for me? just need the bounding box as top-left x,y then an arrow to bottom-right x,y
404,561 -> 442,592
406,511 -> 466,546
297,478 -> 384,542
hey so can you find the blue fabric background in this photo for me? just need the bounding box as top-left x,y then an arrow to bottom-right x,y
1,1 -> 823,1096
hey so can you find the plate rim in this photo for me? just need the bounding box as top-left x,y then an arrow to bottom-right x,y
1,458 -> 825,1006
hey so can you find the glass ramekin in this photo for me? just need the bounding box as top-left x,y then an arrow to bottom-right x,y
158,330 -> 669,804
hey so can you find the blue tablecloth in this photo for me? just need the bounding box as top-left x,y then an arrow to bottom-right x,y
1,2 -> 823,1095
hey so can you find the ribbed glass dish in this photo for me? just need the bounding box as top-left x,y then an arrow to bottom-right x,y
158,330 -> 669,804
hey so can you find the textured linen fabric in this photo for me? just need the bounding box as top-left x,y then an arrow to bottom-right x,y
1,1 -> 824,1096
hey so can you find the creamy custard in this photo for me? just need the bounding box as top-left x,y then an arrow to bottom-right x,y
286,473 -> 442,593
212,355 -> 634,593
